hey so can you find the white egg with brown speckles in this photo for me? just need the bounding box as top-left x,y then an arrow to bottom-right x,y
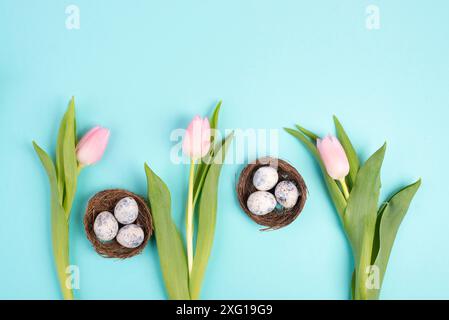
114,197 -> 139,224
253,166 -> 279,191
94,211 -> 119,242
247,191 -> 277,215
275,180 -> 300,209
116,224 -> 144,248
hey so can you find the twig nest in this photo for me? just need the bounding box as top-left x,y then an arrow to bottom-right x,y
237,157 -> 307,231
84,189 -> 153,258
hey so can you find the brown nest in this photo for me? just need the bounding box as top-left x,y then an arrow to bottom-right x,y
84,189 -> 153,258
237,157 -> 307,231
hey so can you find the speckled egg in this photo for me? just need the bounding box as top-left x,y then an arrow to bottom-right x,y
93,211 -> 119,242
247,191 -> 277,215
275,180 -> 300,209
116,224 -> 145,248
252,166 -> 279,191
114,197 -> 139,225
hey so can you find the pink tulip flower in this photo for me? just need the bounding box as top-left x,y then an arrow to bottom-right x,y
317,135 -> 350,198
76,126 -> 110,166
317,135 -> 350,180
182,115 -> 211,160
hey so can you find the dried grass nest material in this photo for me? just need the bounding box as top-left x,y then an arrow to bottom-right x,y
237,157 -> 308,231
84,189 -> 153,259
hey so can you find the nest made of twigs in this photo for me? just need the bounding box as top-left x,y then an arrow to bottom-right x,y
84,189 -> 153,259
237,157 -> 307,231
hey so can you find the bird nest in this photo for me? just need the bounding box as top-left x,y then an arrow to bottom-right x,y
237,157 -> 307,231
84,189 -> 153,258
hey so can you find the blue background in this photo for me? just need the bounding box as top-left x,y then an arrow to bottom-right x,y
1,1 -> 448,299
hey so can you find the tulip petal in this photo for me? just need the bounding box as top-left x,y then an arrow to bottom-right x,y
76,126 -> 110,166
317,135 -> 350,180
76,126 -> 101,150
182,116 -> 211,159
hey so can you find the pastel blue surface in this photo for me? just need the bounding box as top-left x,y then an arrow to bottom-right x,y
1,1 -> 448,299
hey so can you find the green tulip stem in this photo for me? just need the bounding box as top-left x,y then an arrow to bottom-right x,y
186,159 -> 195,275
338,178 -> 350,199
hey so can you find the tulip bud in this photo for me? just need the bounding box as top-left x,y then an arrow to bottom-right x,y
182,115 -> 211,160
76,126 -> 110,166
317,135 -> 350,181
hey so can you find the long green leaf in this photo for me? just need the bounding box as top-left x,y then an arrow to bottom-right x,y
210,100 -> 222,131
189,132 -> 234,300
61,98 -> 78,217
145,164 -> 190,300
350,270 -> 355,299
193,101 -> 222,206
284,127 -> 347,219
366,179 -> 421,300
370,202 -> 388,266
33,142 -> 73,300
333,116 -> 360,189
56,109 -> 68,204
295,124 -> 320,141
343,143 -> 386,300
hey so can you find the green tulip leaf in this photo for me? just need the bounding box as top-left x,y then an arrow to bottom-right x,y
370,202 -> 388,265
295,124 -> 320,141
33,142 -> 73,300
366,179 -> 421,300
193,101 -> 222,206
350,270 -> 356,299
284,127 -> 346,219
210,100 -> 222,131
60,98 -> 78,217
189,132 -> 233,300
333,116 -> 360,189
56,107 -> 68,203
343,143 -> 386,300
145,163 -> 190,300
